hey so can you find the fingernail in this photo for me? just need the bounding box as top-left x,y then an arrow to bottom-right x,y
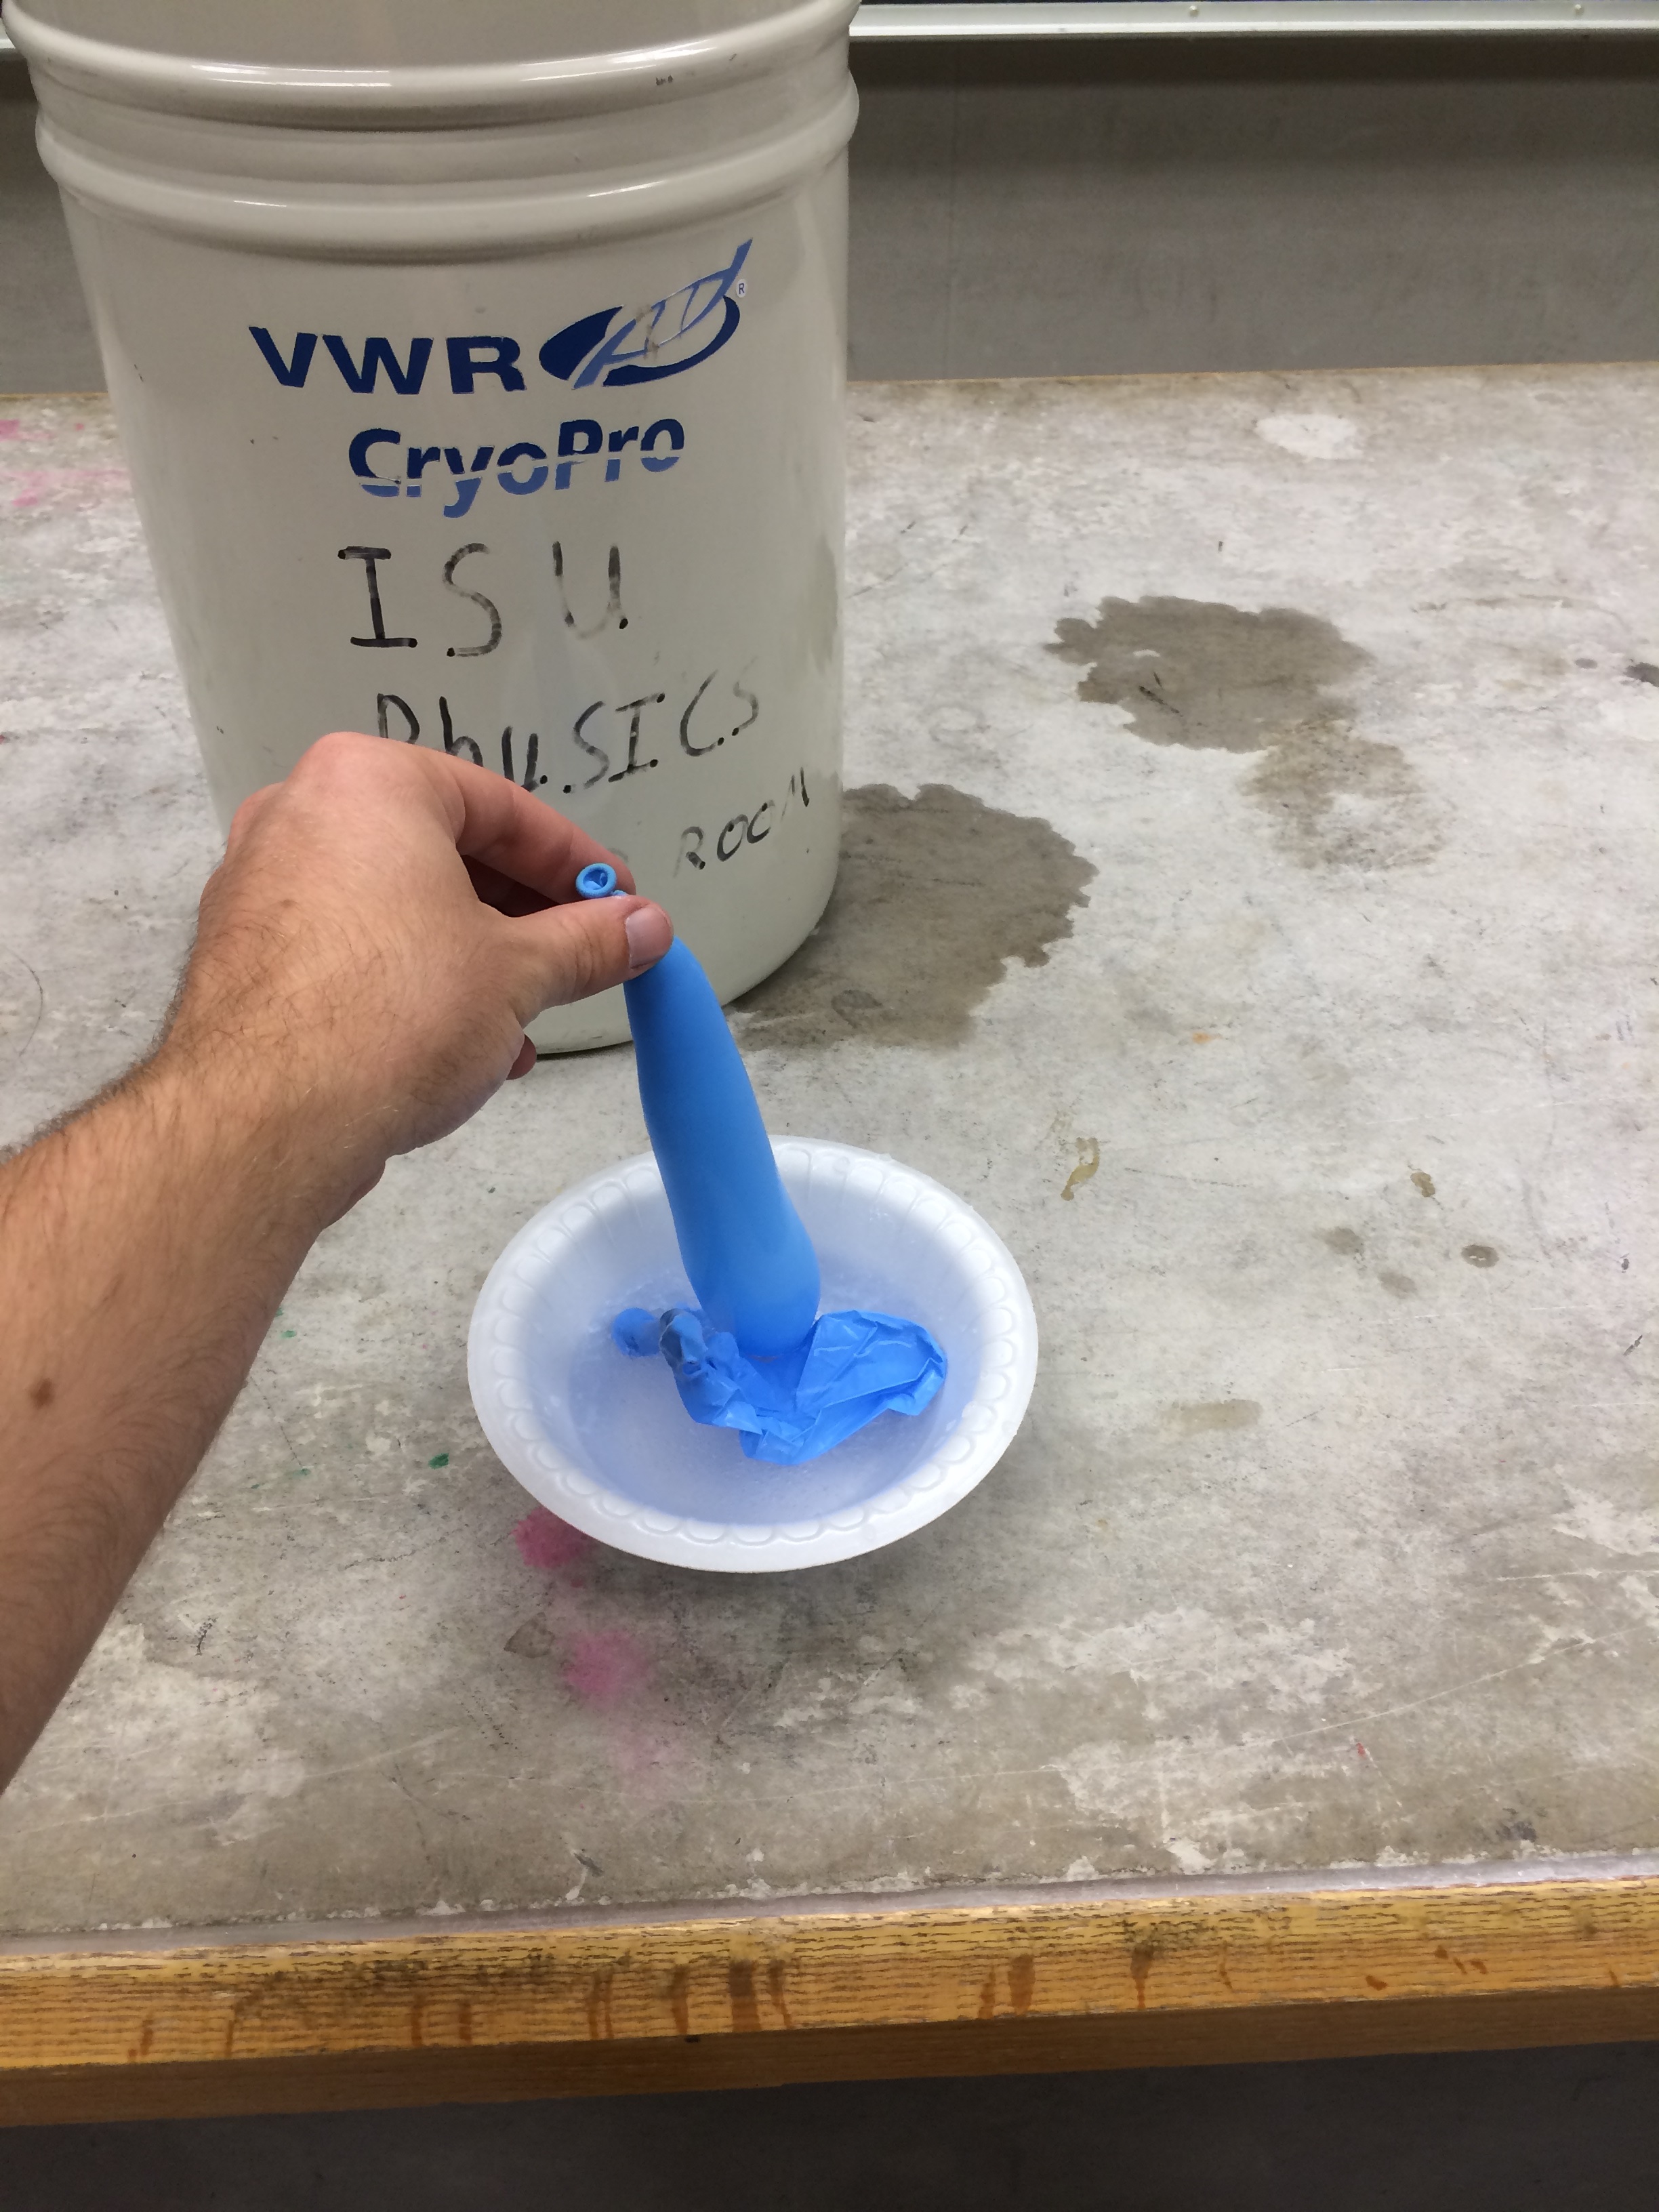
624,903 -> 673,972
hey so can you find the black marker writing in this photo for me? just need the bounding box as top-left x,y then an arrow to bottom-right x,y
552,541 -> 627,636
678,673 -> 718,756
438,696 -> 483,764
442,542 -> 502,657
729,676 -> 760,739
501,727 -> 543,789
610,694 -> 665,781
676,770 -> 810,872
339,546 -> 415,647
377,693 -> 419,743
570,700 -> 609,789
370,670 -> 783,800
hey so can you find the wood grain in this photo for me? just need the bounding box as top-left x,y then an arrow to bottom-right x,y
4,1876 -> 1658,2125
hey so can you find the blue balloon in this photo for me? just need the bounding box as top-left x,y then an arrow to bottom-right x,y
581,867 -> 945,1459
580,861 -> 817,1355
626,934 -> 821,1359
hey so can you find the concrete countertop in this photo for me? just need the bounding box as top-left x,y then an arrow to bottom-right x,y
1,368 -> 1656,1942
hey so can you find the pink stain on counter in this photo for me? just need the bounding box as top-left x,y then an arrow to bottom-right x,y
0,422 -> 20,441
7,464 -> 131,509
509,1509 -> 668,1778
562,1628 -> 653,1707
513,1505 -> 596,1574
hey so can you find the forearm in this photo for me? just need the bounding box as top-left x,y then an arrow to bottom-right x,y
0,733 -> 670,1793
0,1050 -> 331,1788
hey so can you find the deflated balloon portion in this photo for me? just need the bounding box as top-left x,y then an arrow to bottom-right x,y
613,1305 -> 946,1467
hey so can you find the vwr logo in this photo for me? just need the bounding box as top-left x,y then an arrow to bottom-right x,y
248,241 -> 750,396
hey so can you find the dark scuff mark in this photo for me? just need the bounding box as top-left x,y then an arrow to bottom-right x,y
1050,594 -> 1438,871
0,944 -> 45,1076
1129,1940 -> 1156,2009
804,535 -> 840,672
736,783 -> 1094,1050
728,1961 -> 761,2034
586,1969 -> 615,2040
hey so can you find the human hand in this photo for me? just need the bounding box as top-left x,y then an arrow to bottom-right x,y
155,732 -> 672,1221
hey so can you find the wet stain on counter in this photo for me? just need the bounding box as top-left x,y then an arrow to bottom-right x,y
737,782 -> 1095,1049
1052,594 -> 1366,754
1050,594 -> 1438,871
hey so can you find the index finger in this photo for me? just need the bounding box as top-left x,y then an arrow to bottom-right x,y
416,745 -> 637,901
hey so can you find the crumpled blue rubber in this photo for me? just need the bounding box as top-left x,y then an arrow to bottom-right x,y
613,1304 -> 947,1467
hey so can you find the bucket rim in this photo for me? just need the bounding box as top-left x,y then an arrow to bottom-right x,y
37,79 -> 856,255
8,0 -> 857,127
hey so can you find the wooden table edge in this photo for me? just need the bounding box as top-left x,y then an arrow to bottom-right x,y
5,1869 -> 1659,2122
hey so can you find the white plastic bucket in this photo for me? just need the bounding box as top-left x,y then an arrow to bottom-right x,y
468,1141 -> 1040,1572
12,0 -> 855,1049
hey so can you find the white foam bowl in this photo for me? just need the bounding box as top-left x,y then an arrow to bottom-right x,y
468,1139 -> 1038,1572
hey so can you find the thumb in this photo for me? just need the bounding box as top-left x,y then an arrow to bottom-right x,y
503,893 -> 674,1017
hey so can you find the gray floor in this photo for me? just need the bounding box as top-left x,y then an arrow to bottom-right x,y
5,2043 -> 1659,2209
